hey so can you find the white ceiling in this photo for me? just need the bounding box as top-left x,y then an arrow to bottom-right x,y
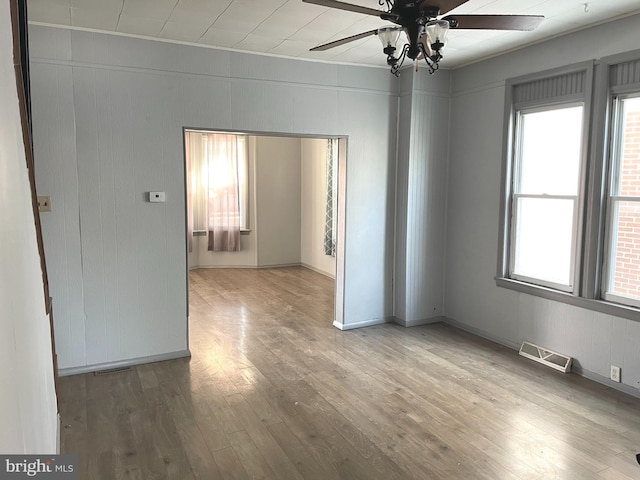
27,0 -> 640,69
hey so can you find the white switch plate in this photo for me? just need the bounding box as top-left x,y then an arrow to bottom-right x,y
149,192 -> 165,203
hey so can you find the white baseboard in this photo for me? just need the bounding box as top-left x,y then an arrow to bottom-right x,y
573,364 -> 640,398
300,262 -> 335,279
58,349 -> 191,377
333,317 -> 393,330
189,264 -> 257,270
442,317 -> 640,399
443,317 -> 521,350
394,315 -> 444,327
189,263 -> 305,271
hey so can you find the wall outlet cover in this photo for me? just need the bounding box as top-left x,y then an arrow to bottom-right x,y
37,196 -> 51,212
610,365 -> 621,383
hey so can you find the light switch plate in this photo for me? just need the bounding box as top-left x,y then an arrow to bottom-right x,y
149,192 -> 166,203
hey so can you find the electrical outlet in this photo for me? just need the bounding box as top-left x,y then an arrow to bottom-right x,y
610,365 -> 621,383
37,196 -> 51,212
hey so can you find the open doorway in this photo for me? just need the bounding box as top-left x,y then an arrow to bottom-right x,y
183,130 -> 347,331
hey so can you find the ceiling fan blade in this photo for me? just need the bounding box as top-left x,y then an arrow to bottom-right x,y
445,14 -> 544,31
310,29 -> 379,51
420,0 -> 469,15
302,0 -> 382,17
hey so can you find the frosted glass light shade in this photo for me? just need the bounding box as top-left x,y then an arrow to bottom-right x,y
377,26 -> 402,49
425,20 -> 449,52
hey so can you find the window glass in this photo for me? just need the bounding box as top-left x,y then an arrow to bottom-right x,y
513,197 -> 575,285
517,107 -> 583,196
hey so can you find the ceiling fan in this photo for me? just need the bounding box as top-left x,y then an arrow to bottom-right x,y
302,0 -> 544,75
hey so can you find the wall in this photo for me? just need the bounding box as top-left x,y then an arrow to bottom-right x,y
301,138 -> 337,277
0,3 -> 58,453
255,136 -> 302,267
29,25 -> 398,369
445,14 -> 640,393
394,68 -> 450,326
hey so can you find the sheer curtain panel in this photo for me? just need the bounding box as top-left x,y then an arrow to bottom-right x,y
205,133 -> 241,252
186,131 -> 241,252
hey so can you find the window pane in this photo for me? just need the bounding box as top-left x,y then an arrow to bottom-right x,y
613,97 -> 640,196
607,201 -> 640,301
518,106 -> 583,195
512,197 -> 574,286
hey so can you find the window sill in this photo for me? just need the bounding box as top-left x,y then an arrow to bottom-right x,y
495,276 -> 640,322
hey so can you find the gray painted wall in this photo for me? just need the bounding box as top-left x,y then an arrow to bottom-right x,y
445,14 -> 640,393
394,69 -> 450,326
255,136 -> 302,267
29,26 -> 398,370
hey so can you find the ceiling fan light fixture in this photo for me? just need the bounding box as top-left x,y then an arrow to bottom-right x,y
377,26 -> 402,56
303,0 -> 544,77
424,19 -> 450,60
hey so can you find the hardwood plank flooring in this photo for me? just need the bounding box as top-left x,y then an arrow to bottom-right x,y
58,266 -> 640,479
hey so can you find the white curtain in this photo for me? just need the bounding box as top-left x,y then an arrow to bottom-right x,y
205,133 -> 241,252
186,132 -> 241,252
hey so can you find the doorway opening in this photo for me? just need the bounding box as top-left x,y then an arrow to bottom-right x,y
183,129 -> 347,338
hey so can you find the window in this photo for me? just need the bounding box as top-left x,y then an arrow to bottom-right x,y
510,105 -> 584,291
498,54 -> 640,321
603,96 -> 640,306
500,64 -> 591,295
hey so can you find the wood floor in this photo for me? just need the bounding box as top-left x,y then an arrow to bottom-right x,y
59,267 -> 640,479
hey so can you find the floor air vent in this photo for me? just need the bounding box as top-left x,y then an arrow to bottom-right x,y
94,366 -> 132,376
519,341 -> 572,373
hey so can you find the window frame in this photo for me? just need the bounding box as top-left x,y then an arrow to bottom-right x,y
600,93 -> 640,307
508,103 -> 585,292
498,62 -> 593,296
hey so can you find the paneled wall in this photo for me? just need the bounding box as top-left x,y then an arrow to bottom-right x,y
29,26 -> 398,370
394,69 -> 450,326
446,14 -> 640,393
255,136 -> 302,267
